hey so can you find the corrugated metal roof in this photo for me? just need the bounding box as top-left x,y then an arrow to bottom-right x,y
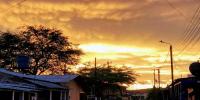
0,82 -> 38,91
26,74 -> 78,83
0,68 -> 78,83
0,69 -> 78,91
26,79 -> 65,89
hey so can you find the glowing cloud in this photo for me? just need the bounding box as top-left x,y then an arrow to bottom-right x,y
0,0 -> 197,90
79,44 -> 156,54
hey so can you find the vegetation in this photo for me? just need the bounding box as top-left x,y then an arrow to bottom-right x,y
77,64 -> 136,99
0,25 -> 82,75
0,25 -> 136,99
146,88 -> 164,100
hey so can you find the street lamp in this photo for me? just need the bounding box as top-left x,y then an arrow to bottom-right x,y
160,40 -> 174,98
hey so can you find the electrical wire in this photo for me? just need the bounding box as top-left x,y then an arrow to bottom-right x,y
175,4 -> 200,56
170,1 -> 200,53
165,0 -> 188,20
174,6 -> 200,49
0,0 -> 27,15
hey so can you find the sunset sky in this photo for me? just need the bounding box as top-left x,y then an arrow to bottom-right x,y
0,0 -> 199,90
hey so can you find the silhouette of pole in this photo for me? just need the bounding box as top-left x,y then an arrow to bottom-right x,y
153,68 -> 156,88
160,40 -> 174,99
170,45 -> 175,98
157,68 -> 160,89
95,57 -> 97,80
94,57 -> 97,97
153,68 -> 156,100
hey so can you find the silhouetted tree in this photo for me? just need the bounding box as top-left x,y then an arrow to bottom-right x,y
0,32 -> 22,68
146,88 -> 164,100
0,25 -> 82,75
77,64 -> 136,99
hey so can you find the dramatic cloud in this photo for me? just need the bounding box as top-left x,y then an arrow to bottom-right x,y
0,0 -> 198,89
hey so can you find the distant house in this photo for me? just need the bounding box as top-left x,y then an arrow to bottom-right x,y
0,68 -> 83,100
127,89 -> 148,100
102,85 -> 127,100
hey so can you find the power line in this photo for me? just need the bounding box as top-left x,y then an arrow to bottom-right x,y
178,19 -> 200,55
174,6 -> 200,49
165,0 -> 187,20
182,7 -> 200,43
0,0 -> 27,15
172,1 -> 200,59
177,21 -> 200,56
175,4 -> 200,56
182,10 -> 200,44
173,9 -> 199,51
186,26 -> 200,50
171,1 -> 200,52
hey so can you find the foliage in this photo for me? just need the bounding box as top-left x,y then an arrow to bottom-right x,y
146,88 -> 164,100
0,25 -> 82,75
77,64 -> 136,99
79,66 -> 135,84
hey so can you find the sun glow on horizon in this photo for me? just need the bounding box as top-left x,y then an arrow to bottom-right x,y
127,82 -> 168,90
78,43 -> 160,64
77,43 -> 194,90
79,43 -> 157,54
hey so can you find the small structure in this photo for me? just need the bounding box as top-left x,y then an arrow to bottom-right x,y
127,89 -> 148,100
0,68 -> 83,100
161,62 -> 200,100
163,77 -> 200,100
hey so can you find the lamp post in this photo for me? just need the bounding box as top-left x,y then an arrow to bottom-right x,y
160,40 -> 174,98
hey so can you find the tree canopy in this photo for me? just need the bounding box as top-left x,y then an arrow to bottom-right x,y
0,25 -> 82,75
77,64 -> 136,99
146,88 -> 164,100
79,65 -> 135,84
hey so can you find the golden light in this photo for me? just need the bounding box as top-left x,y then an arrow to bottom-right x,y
127,83 -> 153,90
79,43 -> 157,55
0,0 -> 196,90
127,82 -> 168,90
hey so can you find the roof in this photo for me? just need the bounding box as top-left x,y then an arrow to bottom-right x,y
26,74 -> 78,83
0,82 -> 38,92
0,68 -> 79,91
166,77 -> 200,89
0,68 -> 78,83
26,79 -> 65,89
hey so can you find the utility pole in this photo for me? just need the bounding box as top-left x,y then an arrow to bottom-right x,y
153,68 -> 156,88
94,57 -> 97,98
160,40 -> 174,99
170,45 -> 175,99
95,57 -> 97,79
153,68 -> 156,100
158,69 -> 160,88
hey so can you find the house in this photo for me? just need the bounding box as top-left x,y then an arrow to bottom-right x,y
127,89 -> 148,100
162,77 -> 200,100
0,68 -> 83,100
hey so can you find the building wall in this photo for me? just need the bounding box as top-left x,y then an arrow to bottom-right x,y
66,80 -> 83,100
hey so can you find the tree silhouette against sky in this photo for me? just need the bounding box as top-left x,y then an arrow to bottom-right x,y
0,25 -> 82,75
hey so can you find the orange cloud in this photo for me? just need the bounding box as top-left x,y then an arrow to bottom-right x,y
0,0 -> 197,89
